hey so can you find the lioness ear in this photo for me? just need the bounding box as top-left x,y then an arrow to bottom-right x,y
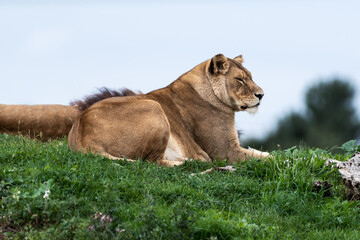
209,54 -> 230,75
234,55 -> 244,64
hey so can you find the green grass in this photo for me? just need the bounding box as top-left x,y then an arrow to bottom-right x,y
1,134 -> 360,239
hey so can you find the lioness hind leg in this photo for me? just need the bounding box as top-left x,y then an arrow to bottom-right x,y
158,159 -> 185,167
102,152 -> 136,162
69,98 -> 171,162
103,152 -> 183,167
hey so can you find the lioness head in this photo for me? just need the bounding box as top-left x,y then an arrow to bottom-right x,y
206,54 -> 264,113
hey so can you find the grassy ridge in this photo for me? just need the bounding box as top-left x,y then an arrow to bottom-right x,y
1,134 -> 360,239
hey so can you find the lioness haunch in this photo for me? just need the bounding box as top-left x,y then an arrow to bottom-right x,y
68,54 -> 269,166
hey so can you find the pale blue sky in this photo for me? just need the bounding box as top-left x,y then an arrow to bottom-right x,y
1,0 -> 359,140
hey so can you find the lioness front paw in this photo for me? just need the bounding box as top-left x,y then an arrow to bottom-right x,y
248,147 -> 270,159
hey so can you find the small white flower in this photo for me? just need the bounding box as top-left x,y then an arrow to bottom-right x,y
43,189 -> 51,199
12,190 -> 21,201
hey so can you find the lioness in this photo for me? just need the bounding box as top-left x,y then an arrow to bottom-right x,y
68,54 -> 269,166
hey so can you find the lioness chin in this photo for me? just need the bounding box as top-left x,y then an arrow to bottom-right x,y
68,54 -> 269,166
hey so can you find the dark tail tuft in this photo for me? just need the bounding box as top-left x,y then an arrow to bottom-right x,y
70,87 -> 140,111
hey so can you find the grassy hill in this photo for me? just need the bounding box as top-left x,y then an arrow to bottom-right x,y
1,134 -> 360,239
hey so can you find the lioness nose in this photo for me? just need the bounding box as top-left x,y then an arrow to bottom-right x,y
255,93 -> 264,100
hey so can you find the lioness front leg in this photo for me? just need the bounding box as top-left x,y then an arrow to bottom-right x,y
227,140 -> 270,164
245,147 -> 270,159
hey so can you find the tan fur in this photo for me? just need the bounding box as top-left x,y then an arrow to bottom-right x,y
0,104 -> 79,140
68,54 -> 269,165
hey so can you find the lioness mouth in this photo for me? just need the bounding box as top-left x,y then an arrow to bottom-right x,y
241,103 -> 260,110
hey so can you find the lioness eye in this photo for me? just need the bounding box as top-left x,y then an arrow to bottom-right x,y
236,77 -> 245,84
